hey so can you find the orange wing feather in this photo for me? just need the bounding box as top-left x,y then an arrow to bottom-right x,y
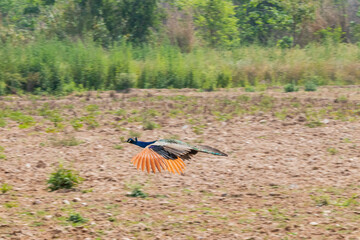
131,147 -> 186,174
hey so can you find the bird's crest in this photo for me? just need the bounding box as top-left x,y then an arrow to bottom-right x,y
127,137 -> 138,144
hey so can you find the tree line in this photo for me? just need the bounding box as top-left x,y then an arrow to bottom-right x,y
1,0 -> 359,48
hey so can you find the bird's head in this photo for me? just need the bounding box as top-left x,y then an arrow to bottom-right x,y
127,137 -> 138,144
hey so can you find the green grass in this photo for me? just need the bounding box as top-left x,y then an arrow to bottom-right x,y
1,40 -> 360,96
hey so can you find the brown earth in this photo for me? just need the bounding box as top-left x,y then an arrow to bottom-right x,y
0,86 -> 360,240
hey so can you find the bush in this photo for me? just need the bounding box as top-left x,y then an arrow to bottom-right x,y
245,86 -> 255,92
284,83 -> 299,93
47,165 -> 83,191
67,213 -> 87,224
304,81 -> 317,91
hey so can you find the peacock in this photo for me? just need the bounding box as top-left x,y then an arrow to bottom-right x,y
127,137 -> 227,174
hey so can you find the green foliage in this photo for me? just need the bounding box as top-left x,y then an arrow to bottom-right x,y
277,36 -> 293,49
195,0 -> 239,48
284,83 -> 299,93
47,165 -> 83,191
127,187 -> 148,198
315,27 -> 345,44
67,213 -> 87,224
0,183 -> 12,194
1,40 -> 360,95
244,86 -> 255,92
304,81 -> 317,92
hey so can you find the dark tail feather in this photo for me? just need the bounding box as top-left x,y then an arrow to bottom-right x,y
196,145 -> 228,156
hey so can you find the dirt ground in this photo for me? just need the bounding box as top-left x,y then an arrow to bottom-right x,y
0,86 -> 360,240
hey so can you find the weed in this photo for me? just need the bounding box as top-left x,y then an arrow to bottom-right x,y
115,109 -> 126,116
305,120 -> 323,128
192,125 -> 205,135
31,221 -> 44,227
143,121 -> 160,130
0,118 -> 6,127
114,144 -> 123,150
81,115 -> 99,129
0,183 -> 12,194
245,86 -> 255,92
267,207 -> 289,222
50,135 -> 84,147
47,165 -> 83,191
312,195 -> 330,206
67,213 -> 87,224
85,104 -> 100,113
0,146 -> 5,160
127,187 -> 148,198
4,201 -> 18,208
327,147 -> 338,155
305,81 -> 317,91
81,188 -> 93,193
70,118 -> 83,131
8,111 -> 35,128
334,195 -> 359,207
284,83 -> 299,93
275,109 -> 288,120
129,130 -> 141,138
335,96 -> 348,103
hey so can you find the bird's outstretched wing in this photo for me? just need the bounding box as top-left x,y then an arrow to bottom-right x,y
131,145 -> 186,174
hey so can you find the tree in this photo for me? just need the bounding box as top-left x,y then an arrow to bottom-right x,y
195,0 -> 239,47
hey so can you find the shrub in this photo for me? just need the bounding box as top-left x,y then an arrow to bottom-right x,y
47,165 -> 83,191
245,86 -> 255,92
67,213 -> 87,224
284,83 -> 299,93
305,81 -> 317,91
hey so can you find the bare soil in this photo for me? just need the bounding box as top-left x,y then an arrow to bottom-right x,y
0,86 -> 360,240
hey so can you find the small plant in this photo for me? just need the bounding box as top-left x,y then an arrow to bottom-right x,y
304,81 -> 317,91
4,201 -> 18,208
305,120 -> 323,128
312,195 -> 330,206
327,147 -> 338,155
284,83 -> 299,93
114,144 -> 123,150
0,146 -> 5,160
47,165 -> 83,191
244,86 -> 255,92
0,183 -> 12,194
70,118 -> 83,131
128,130 -> 141,138
0,118 -> 6,127
127,187 -> 148,198
335,96 -> 348,103
67,213 -> 87,224
143,121 -> 160,130
50,135 -> 84,147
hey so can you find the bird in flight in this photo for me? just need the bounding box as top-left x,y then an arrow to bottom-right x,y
127,138 -> 227,174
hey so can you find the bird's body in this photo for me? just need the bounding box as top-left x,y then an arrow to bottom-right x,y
127,138 -> 227,174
